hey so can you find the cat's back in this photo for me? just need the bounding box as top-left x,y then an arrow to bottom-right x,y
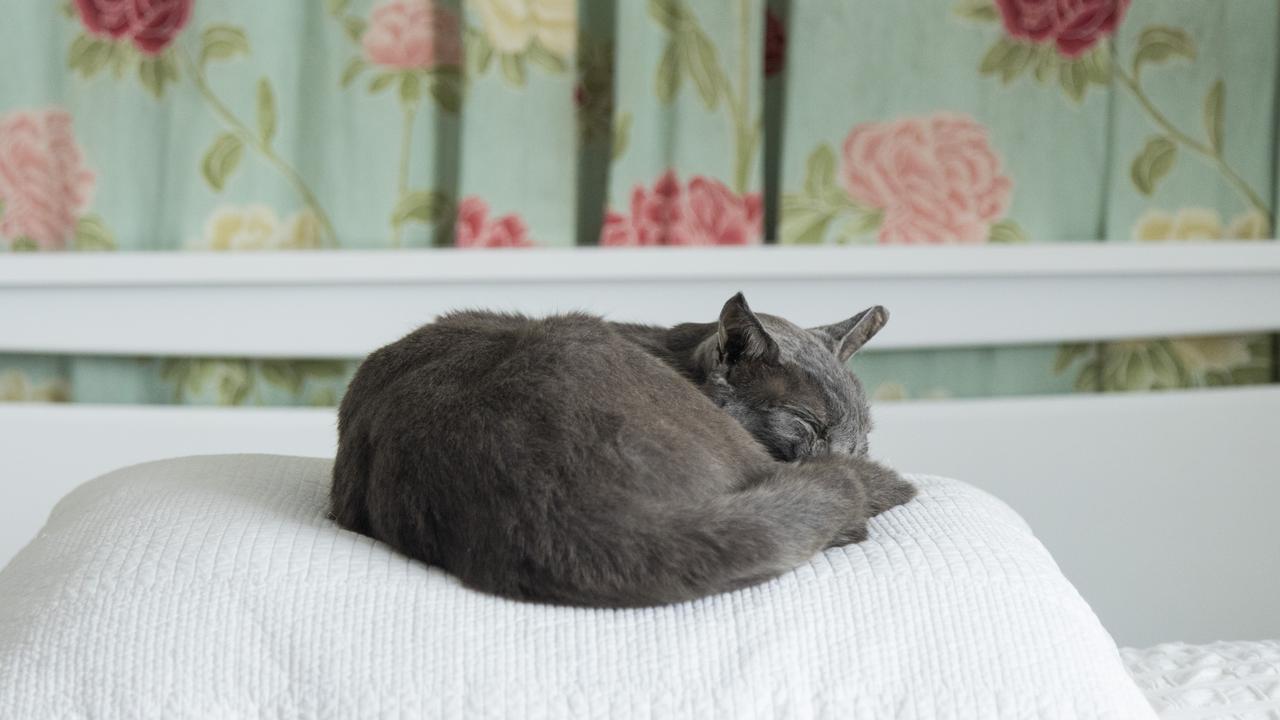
356,310 -> 655,406
342,310 -> 738,447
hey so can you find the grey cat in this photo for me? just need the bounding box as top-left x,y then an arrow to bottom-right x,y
331,293 -> 915,607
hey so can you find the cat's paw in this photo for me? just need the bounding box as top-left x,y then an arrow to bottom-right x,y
828,519 -> 869,547
862,463 -> 917,516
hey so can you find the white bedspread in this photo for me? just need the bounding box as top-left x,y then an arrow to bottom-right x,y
0,454 -> 1154,719
1122,640 -> 1280,719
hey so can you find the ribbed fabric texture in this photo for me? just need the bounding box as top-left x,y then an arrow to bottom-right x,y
0,454 -> 1154,719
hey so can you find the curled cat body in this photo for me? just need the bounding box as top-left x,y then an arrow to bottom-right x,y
330,293 -> 916,607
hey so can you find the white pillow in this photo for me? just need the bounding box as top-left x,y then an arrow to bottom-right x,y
0,454 -> 1154,718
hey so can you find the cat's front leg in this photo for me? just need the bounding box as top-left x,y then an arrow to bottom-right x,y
848,457 -> 917,516
762,454 -> 873,548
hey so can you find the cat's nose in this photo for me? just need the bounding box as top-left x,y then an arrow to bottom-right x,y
811,439 -> 828,454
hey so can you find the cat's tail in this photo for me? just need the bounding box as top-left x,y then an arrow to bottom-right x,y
330,427 -> 374,536
526,455 -> 912,607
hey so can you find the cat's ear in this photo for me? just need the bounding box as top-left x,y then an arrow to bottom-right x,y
811,306 -> 888,362
717,292 -> 779,365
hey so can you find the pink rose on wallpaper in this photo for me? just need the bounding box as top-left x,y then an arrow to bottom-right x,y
0,109 -> 95,250
841,113 -> 1012,245
454,197 -> 534,248
764,8 -> 786,78
363,0 -> 462,70
75,0 -> 194,55
601,170 -> 763,246
995,0 -> 1130,58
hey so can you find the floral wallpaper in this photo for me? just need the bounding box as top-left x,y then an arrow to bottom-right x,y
0,0 -> 1276,406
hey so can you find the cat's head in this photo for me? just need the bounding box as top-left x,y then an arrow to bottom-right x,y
699,292 -> 887,462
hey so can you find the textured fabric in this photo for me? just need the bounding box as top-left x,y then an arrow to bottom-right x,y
0,454 -> 1154,718
1122,641 -> 1280,719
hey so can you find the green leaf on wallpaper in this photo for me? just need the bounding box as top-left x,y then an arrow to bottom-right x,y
466,29 -> 494,76
428,71 -> 463,113
999,43 -> 1033,84
526,41 -> 567,73
1150,341 -> 1185,389
260,361 -> 305,395
684,31 -> 723,109
780,193 -> 809,215
500,54 -> 526,86
137,53 -> 179,99
11,237 -> 38,252
804,145 -> 836,197
1130,136 -> 1176,196
392,190 -> 450,226
1073,360 -> 1101,392
325,0 -> 350,17
987,219 -> 1028,243
835,210 -> 883,243
1082,47 -> 1110,84
952,0 -> 998,22
342,17 -> 367,44
1220,336 -> 1274,387
1028,45 -> 1056,83
308,388 -> 339,407
979,38 -> 1021,78
648,0 -> 685,32
61,0 -> 76,18
107,42 -> 133,79
368,72 -> 397,94
1058,59 -> 1088,103
297,360 -> 348,377
257,78 -> 277,145
68,35 -> 112,78
217,361 -> 254,406
1203,79 -> 1224,153
73,214 -> 116,251
201,133 -> 244,192
158,359 -> 194,398
199,25 -> 249,67
612,112 -> 632,161
399,73 -> 422,104
1053,342 -> 1092,374
780,208 -> 833,246
655,40 -> 681,104
1132,26 -> 1195,76
341,58 -> 367,88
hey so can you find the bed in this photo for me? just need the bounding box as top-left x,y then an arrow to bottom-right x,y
1,244 -> 1279,717
1122,641 -> 1280,719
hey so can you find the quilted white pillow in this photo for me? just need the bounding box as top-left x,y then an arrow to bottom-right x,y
0,455 -> 1154,718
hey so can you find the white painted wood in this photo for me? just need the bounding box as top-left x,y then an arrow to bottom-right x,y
3,243 -> 1279,356
873,387 -> 1280,647
0,403 -> 337,576
3,388 -> 1277,645
3,243 -> 1279,284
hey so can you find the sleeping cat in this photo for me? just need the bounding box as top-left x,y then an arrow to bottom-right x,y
330,293 -> 915,607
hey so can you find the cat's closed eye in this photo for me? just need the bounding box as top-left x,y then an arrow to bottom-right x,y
787,410 -> 824,439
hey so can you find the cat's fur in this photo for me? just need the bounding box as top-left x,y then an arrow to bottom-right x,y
331,293 -> 916,607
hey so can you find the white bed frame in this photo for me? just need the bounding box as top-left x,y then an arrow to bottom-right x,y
2,243 -> 1278,647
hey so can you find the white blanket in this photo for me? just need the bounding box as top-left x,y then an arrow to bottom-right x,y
0,454 -> 1154,719
1121,640 -> 1280,718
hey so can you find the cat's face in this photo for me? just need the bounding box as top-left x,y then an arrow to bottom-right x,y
701,293 -> 887,462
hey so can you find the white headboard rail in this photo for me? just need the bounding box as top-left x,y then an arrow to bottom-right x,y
2,243 -> 1278,358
